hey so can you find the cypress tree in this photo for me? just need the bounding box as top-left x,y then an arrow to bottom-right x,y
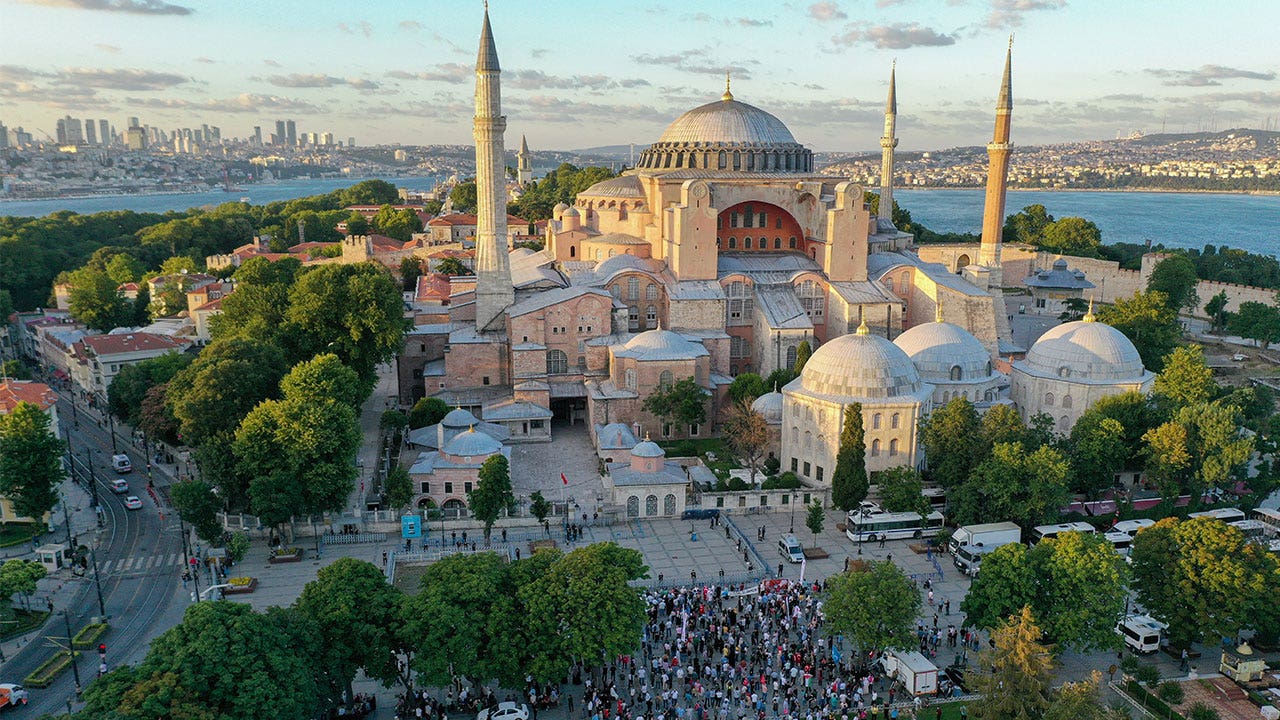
831,403 -> 869,511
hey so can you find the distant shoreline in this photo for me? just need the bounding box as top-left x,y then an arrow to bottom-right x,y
896,186 -> 1280,197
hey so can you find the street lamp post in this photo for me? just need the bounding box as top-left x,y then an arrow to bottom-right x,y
89,548 -> 106,618
789,492 -> 796,534
61,609 -> 82,697
60,495 -> 73,546
85,449 -> 99,510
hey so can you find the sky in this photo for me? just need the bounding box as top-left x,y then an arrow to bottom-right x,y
3,0 -> 1280,152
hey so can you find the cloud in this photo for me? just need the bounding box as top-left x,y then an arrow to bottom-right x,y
1196,91 -> 1280,105
1146,65 -> 1276,87
685,12 -> 773,27
832,22 -> 956,49
123,93 -> 322,114
808,2 -> 847,21
398,20 -> 422,31
267,73 -> 382,91
338,21 -> 374,38
515,95 -> 670,124
347,78 -> 381,91
95,43 -> 121,53
631,49 -> 756,79
986,0 -> 1066,29
18,0 -> 192,14
1,65 -> 191,91
507,70 -> 652,91
263,59 -> 281,68
876,0 -> 907,6
530,48 -> 549,59
387,63 -> 471,84
194,57 -> 215,64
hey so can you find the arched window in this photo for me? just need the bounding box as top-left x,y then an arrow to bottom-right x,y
789,236 -> 798,249
873,413 -> 882,429
816,434 -> 825,450
626,496 -> 639,518
985,390 -> 996,402
627,277 -> 639,300
718,151 -> 727,169
646,305 -> 657,326
730,335 -> 750,358
774,237 -> 782,249
786,345 -> 797,368
1058,366 -> 1071,378
889,439 -> 899,456
871,439 -> 881,457
804,431 -> 812,450
950,365 -> 963,381
625,368 -> 637,391
885,277 -> 895,292
744,237 -> 753,249
569,246 -> 576,258
610,284 -> 621,299
659,370 -> 673,389
546,350 -> 568,375
646,495 -> 658,516
608,249 -> 616,257
776,218 -> 783,229
891,413 -> 900,429
663,494 -> 676,515
1060,415 -> 1069,428
942,391 -> 950,402
725,280 -> 753,326
791,427 -> 799,443
797,280 -> 824,319
1044,392 -> 1055,406
646,283 -> 658,300
728,238 -> 737,249
1062,395 -> 1073,409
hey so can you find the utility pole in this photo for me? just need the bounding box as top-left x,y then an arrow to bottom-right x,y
61,495 -> 73,546
89,548 -> 106,618
61,609 -> 82,698
85,449 -> 99,511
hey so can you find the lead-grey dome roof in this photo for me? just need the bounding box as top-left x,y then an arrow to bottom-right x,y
894,321 -> 994,383
442,427 -> 502,457
636,92 -> 812,173
1022,318 -> 1147,381
797,326 -> 922,400
441,408 -> 480,428
751,390 -> 784,424
659,99 -> 797,145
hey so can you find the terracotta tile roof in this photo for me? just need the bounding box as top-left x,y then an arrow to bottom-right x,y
367,234 -> 406,252
79,332 -> 189,357
116,282 -> 140,292
427,248 -> 474,259
414,273 -> 453,303
427,213 -> 528,227
288,242 -> 338,253
193,297 -> 225,312
0,380 -> 58,413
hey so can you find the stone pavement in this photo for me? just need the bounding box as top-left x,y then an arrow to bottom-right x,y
508,421 -> 604,516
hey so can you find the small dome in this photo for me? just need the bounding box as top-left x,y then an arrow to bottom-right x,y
580,175 -> 645,199
564,206 -> 580,217
441,408 -> 480,428
659,98 -> 797,146
894,321 -> 993,383
442,427 -> 502,457
632,439 -> 665,458
1023,319 -> 1146,381
617,328 -> 709,361
553,202 -> 569,213
799,328 -> 921,400
751,390 -> 784,423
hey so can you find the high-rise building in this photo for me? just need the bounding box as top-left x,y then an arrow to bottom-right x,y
14,127 -> 32,147
319,132 -> 333,146
252,126 -> 262,145
100,119 -> 110,146
348,136 -> 355,147
285,120 -> 296,146
274,120 -> 286,145
55,118 -> 67,145
0,122 -> 8,150
125,126 -> 146,151
128,116 -> 140,129
85,119 -> 98,146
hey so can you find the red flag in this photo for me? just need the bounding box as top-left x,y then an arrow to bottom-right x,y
561,473 -> 568,485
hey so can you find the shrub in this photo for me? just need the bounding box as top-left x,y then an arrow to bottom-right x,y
226,531 -> 250,563
762,471 -> 802,490
1134,663 -> 1161,685
1119,654 -> 1140,676
763,455 -> 781,475
227,576 -> 255,588
1157,681 -> 1184,704
669,441 -> 697,457
1188,703 -> 1221,720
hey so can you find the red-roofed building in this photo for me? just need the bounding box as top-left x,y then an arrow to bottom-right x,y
414,273 -> 454,306
186,281 -> 235,341
70,332 -> 191,396
426,213 -> 530,245
116,282 -> 141,300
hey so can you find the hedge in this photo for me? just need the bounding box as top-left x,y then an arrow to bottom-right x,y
71,622 -> 109,650
24,650 -> 79,689
1125,679 -> 1184,719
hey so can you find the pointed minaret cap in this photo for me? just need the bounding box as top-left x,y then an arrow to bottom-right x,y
886,60 -> 897,115
477,3 -> 500,72
1083,296 -> 1096,323
722,72 -> 733,102
519,134 -> 529,154
997,36 -> 1012,111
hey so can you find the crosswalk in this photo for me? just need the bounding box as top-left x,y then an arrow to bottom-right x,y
97,554 -> 188,575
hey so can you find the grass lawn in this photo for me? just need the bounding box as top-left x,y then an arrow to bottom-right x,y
0,523 -> 39,548
657,438 -> 738,477
1,609 -> 50,640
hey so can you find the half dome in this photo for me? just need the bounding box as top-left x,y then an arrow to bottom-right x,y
799,329 -> 922,400
1023,319 -> 1146,381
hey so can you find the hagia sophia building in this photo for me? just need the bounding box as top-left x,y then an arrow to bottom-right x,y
403,8 -> 1155,511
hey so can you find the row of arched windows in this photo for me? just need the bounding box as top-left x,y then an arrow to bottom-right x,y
625,494 -> 677,517
869,439 -> 900,457
717,236 -> 799,250
870,413 -> 902,430
637,146 -> 812,172
1044,392 -> 1074,408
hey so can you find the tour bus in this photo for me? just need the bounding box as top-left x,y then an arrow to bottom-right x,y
952,542 -> 1008,577
921,487 -> 947,513
1029,522 -> 1096,544
1111,519 -> 1155,537
1228,519 -> 1268,540
1187,507 -> 1247,524
1103,530 -> 1134,555
845,510 -> 946,542
1250,508 -> 1280,538
1116,615 -> 1167,654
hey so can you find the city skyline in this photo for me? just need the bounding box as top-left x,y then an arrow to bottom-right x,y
3,0 -> 1280,152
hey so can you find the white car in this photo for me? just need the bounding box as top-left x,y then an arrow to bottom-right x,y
123,496 -> 143,510
478,702 -> 529,720
111,478 -> 129,494
1232,353 -> 1248,362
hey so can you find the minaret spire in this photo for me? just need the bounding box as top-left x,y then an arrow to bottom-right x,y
473,3 -> 514,332
517,134 -> 532,186
877,61 -> 899,232
977,39 -> 1017,352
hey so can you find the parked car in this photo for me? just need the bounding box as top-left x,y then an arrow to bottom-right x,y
123,496 -> 143,510
477,703 -> 529,720
111,479 -> 129,494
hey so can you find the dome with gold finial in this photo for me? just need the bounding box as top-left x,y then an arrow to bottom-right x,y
794,324 -> 923,401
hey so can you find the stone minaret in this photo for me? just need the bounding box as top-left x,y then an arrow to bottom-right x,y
978,40 -> 1013,272
517,134 -> 532,186
473,5 -> 514,332
877,62 -> 898,232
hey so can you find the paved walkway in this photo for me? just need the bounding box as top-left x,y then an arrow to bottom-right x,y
508,421 -> 605,517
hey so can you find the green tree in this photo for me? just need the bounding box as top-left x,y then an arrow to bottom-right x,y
0,402 -> 63,523
166,338 -> 287,446
642,377 -> 708,433
1228,300 -> 1280,349
169,480 -> 225,546
1087,391 -> 1161,468
405,552 -> 508,686
726,372 -> 768,404
793,340 -> 812,374
1153,344 -> 1216,409
399,256 -> 423,291
339,179 -> 400,206
921,397 -> 981,489
1045,672 -> 1126,720
140,383 -> 182,446
105,253 -> 145,285
344,211 -> 370,236
108,351 -> 192,427
824,560 -> 920,656
830,403 -> 868,511
296,558 -> 409,701
67,265 -> 130,331
980,403 -> 1029,448
1058,297 -> 1090,322
469,454 -> 515,542
875,466 -> 929,517
1147,254 -> 1200,313
435,256 -> 469,276
529,490 -> 551,530
722,401 -> 769,484
372,206 -> 423,242
1204,291 -> 1229,332
449,180 -> 478,213
384,464 -> 412,509
278,352 -> 362,407
0,560 -> 46,619
972,607 -> 1054,720
1144,400 -> 1253,497
1068,414 -> 1126,498
950,442 -> 1070,527
408,397 -> 451,429
0,361 -> 30,381
961,542 -> 1035,631
804,500 -> 824,543
1040,217 -> 1103,256
1003,204 -> 1054,246
1131,517 -> 1279,648
1097,290 -> 1182,371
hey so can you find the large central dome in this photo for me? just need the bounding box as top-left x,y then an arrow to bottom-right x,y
659,98 -> 798,145
637,89 -> 812,173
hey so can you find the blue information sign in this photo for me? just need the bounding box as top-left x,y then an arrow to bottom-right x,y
401,514 -> 422,539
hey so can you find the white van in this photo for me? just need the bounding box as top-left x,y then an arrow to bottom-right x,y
778,534 -> 804,563
1111,519 -> 1155,537
1116,615 -> 1166,654
1029,521 -> 1096,544
111,454 -> 132,474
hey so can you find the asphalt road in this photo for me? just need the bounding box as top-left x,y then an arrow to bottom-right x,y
8,399 -> 183,718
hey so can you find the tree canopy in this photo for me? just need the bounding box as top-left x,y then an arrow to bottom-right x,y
830,404 -> 868,511
824,561 -> 921,656
469,454 -> 515,542
642,376 -> 708,432
1096,290 -> 1182,372
1147,254 -> 1200,313
0,402 -> 64,523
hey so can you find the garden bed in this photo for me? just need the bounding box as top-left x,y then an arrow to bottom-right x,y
0,609 -> 49,641
268,548 -> 303,564
223,577 -> 258,595
0,522 -> 39,548
529,539 -> 558,554
25,650 -> 79,688
71,622 -> 109,650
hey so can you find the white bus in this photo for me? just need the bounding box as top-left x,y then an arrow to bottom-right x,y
1111,519 -> 1155,537
1250,508 -> 1280,538
1103,530 -> 1134,555
1229,519 -> 1267,540
845,510 -> 946,542
1029,522 -> 1097,544
1188,507 -> 1247,524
